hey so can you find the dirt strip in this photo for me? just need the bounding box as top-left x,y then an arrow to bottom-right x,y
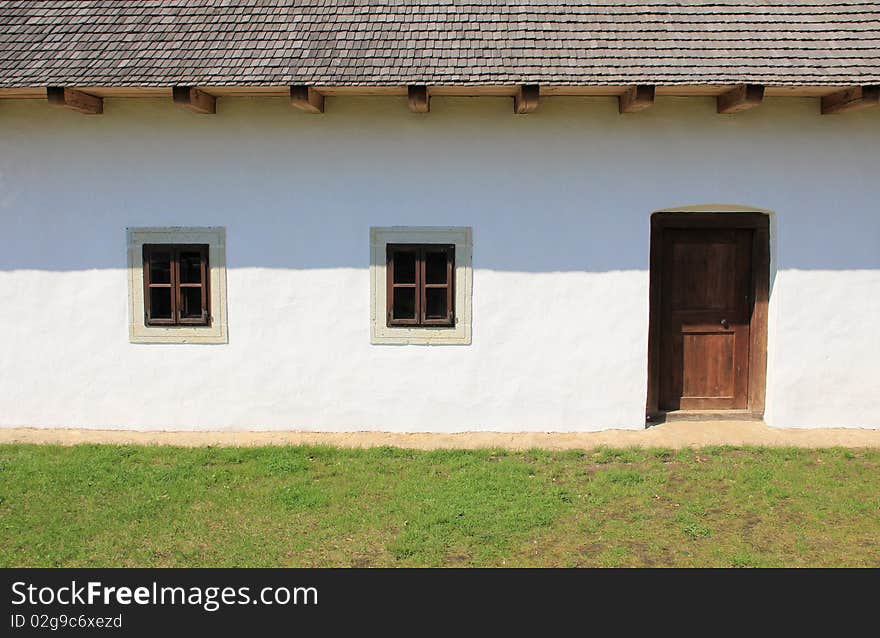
1,421 -> 880,449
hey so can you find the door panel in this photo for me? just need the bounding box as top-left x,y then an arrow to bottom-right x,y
670,241 -> 738,310
659,228 -> 753,411
681,331 -> 734,399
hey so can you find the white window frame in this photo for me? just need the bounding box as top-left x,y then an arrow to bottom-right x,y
370,226 -> 473,345
127,227 -> 228,344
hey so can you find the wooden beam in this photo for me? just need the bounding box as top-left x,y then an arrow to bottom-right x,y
619,85 -> 655,113
172,86 -> 216,114
513,84 -> 539,114
821,86 -> 880,114
717,84 -> 764,114
46,87 -> 102,114
407,85 -> 430,113
0,84 -> 854,101
290,85 -> 324,113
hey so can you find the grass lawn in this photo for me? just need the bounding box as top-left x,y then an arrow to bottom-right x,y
0,444 -> 878,567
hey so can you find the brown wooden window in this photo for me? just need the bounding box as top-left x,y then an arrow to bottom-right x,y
386,244 -> 454,327
143,244 -> 210,326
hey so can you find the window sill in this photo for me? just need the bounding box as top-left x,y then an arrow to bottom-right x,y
371,323 -> 471,346
129,325 -> 228,345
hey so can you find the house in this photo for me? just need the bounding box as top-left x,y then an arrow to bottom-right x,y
0,1 -> 877,433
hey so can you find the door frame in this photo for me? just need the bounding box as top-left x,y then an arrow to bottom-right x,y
647,212 -> 770,418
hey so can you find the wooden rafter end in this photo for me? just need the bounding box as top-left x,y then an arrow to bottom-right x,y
172,86 -> 216,114
821,86 -> 880,114
619,85 -> 655,113
46,87 -> 103,114
290,85 -> 324,114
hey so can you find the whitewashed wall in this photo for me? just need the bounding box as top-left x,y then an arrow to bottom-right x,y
0,96 -> 877,431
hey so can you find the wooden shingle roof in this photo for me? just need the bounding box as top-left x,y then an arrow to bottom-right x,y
0,0 -> 878,88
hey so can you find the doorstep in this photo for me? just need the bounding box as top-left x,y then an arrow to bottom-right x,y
649,410 -> 763,425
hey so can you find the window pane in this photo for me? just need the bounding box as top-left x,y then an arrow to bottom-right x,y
392,250 -> 416,284
425,250 -> 448,284
149,288 -> 172,319
425,288 -> 448,319
179,287 -> 203,319
392,287 -> 416,320
149,251 -> 172,284
179,250 -> 204,284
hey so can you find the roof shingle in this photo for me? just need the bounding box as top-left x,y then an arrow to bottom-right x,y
0,1 -> 878,88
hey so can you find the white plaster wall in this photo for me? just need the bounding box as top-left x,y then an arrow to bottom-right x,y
0,96 -> 877,431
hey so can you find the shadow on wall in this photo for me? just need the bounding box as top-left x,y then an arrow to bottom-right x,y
651,205 -> 780,300
0,96 -> 878,272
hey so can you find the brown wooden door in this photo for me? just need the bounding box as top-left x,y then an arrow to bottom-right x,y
659,228 -> 753,411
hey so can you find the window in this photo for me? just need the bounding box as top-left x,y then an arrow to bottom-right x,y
386,244 -> 454,327
143,244 -> 210,326
127,227 -> 227,344
370,227 -> 472,345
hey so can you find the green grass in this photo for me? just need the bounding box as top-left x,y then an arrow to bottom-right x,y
1,444 -> 878,567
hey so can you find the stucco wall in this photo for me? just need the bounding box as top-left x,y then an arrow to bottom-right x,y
0,96 -> 877,431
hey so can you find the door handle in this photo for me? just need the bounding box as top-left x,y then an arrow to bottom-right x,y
720,318 -> 730,329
